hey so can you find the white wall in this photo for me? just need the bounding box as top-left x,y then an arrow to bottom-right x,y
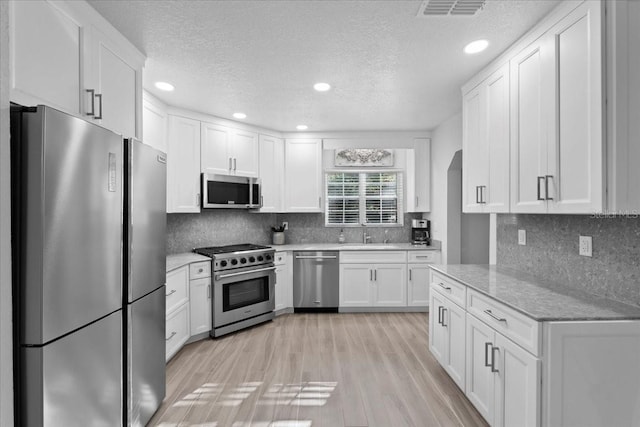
0,0 -> 14,425
427,112 -> 462,264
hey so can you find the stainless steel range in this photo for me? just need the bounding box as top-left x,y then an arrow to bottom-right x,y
193,244 -> 275,337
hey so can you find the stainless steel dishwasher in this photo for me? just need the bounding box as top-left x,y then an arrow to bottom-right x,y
293,251 -> 339,311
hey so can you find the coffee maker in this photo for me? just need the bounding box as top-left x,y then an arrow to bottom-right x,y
411,219 -> 431,245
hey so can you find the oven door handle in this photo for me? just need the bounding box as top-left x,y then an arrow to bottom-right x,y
216,266 -> 276,279
295,255 -> 338,259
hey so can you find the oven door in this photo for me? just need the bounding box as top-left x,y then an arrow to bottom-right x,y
213,265 -> 275,328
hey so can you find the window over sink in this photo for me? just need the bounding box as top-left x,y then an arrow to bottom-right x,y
325,171 -> 404,226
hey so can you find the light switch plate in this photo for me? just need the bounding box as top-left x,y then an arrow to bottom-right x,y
579,235 -> 592,257
518,229 -> 526,246
282,222 -> 289,230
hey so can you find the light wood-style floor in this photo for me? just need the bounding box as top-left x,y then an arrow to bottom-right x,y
150,313 -> 488,427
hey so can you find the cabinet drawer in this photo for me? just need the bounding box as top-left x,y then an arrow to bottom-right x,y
189,261 -> 211,279
274,251 -> 287,265
467,289 -> 540,356
166,266 -> 189,314
165,303 -> 189,361
408,251 -> 440,263
429,271 -> 466,308
340,250 -> 407,264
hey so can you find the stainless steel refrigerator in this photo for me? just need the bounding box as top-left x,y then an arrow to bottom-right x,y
11,105 -> 166,426
124,138 -> 167,426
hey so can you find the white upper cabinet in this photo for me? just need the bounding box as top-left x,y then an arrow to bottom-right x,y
258,134 -> 285,212
142,92 -> 168,153
201,123 -> 259,177
10,0 -> 144,138
406,138 -> 431,213
167,115 -> 201,213
462,63 -> 510,213
285,139 -> 323,212
510,1 -> 603,214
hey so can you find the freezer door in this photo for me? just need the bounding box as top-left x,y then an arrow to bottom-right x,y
127,139 -> 167,302
128,285 -> 166,426
20,310 -> 122,427
19,106 -> 122,345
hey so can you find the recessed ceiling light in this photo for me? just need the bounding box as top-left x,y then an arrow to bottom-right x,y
464,39 -> 489,54
313,82 -> 331,92
296,125 -> 308,130
154,81 -> 175,91
233,112 -> 247,119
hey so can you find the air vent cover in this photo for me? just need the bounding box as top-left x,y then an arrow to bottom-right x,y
417,0 -> 486,17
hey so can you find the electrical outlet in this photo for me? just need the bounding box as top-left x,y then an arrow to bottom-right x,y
518,229 -> 526,246
282,222 -> 289,230
579,235 -> 592,257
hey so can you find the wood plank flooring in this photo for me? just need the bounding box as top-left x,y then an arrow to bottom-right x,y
149,313 -> 488,427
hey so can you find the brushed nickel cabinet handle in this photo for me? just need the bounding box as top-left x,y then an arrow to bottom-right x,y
441,307 -> 447,327
485,342 -> 492,368
85,89 -> 95,116
537,176 -> 545,201
229,157 -> 232,171
409,269 -> 412,281
166,289 -> 176,297
545,175 -> 554,200
207,284 -> 211,299
438,282 -> 452,291
166,331 -> 176,341
476,186 -> 480,204
233,158 -> 237,171
196,193 -> 200,207
484,309 -> 507,322
94,93 -> 103,120
491,346 -> 499,373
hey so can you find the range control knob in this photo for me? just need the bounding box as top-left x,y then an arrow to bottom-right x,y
265,254 -> 272,261
240,257 -> 247,264
230,259 -> 238,266
257,255 -> 264,262
249,256 -> 256,263
220,260 -> 228,267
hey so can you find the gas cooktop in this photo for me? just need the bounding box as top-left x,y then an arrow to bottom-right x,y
193,243 -> 270,257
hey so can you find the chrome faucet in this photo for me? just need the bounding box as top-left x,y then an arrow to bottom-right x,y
383,229 -> 389,244
363,229 -> 371,244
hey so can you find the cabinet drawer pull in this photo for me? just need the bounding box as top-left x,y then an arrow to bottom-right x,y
166,289 -> 176,297
537,176 -> 545,201
484,309 -> 507,323
484,342 -> 493,368
476,186 -> 480,204
198,268 -> 204,273
166,331 -> 176,341
438,282 -> 452,291
233,158 -> 237,171
545,175 -> 554,200
441,307 -> 447,327
437,306 -> 443,325
409,269 -> 412,281
94,93 -> 103,120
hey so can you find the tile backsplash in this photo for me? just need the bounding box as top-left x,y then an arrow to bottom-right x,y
497,214 -> 640,306
167,211 -> 421,254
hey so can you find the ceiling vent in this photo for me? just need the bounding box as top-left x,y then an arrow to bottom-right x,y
417,0 -> 486,17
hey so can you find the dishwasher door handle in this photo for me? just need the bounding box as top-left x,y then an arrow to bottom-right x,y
295,255 -> 338,259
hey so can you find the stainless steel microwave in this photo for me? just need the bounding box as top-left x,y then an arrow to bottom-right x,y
201,174 -> 262,209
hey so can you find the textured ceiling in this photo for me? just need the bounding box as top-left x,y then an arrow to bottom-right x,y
88,0 -> 559,132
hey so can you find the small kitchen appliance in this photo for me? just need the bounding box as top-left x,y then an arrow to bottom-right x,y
193,244 -> 275,337
411,219 -> 431,245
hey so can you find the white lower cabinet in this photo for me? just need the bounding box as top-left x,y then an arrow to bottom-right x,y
274,252 -> 293,313
339,263 -> 406,307
407,264 -> 430,306
189,277 -> 211,336
465,313 -> 540,427
165,304 -> 189,362
429,288 -> 466,391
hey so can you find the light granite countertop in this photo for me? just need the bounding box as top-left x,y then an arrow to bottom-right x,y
167,253 -> 210,272
269,241 -> 441,252
430,264 -> 640,321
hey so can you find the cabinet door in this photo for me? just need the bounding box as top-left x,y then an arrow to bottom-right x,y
10,0 -> 84,115
547,1 -> 603,214
445,301 -> 466,392
485,64 -> 511,213
142,92 -> 167,153
201,122 -> 232,175
167,115 -> 201,213
232,130 -> 259,177
166,266 -> 189,314
510,37 -> 551,214
339,264 -> 372,307
495,333 -> 540,427
87,26 -> 140,138
372,264 -> 406,306
406,139 -> 431,212
275,264 -> 288,312
189,277 -> 211,336
462,85 -> 487,213
165,303 -> 189,362
407,264 -> 430,306
429,291 -> 448,365
259,135 -> 284,212
285,139 -> 323,212
466,313 -> 496,425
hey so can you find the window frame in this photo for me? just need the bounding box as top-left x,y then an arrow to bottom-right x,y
325,169 -> 404,227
